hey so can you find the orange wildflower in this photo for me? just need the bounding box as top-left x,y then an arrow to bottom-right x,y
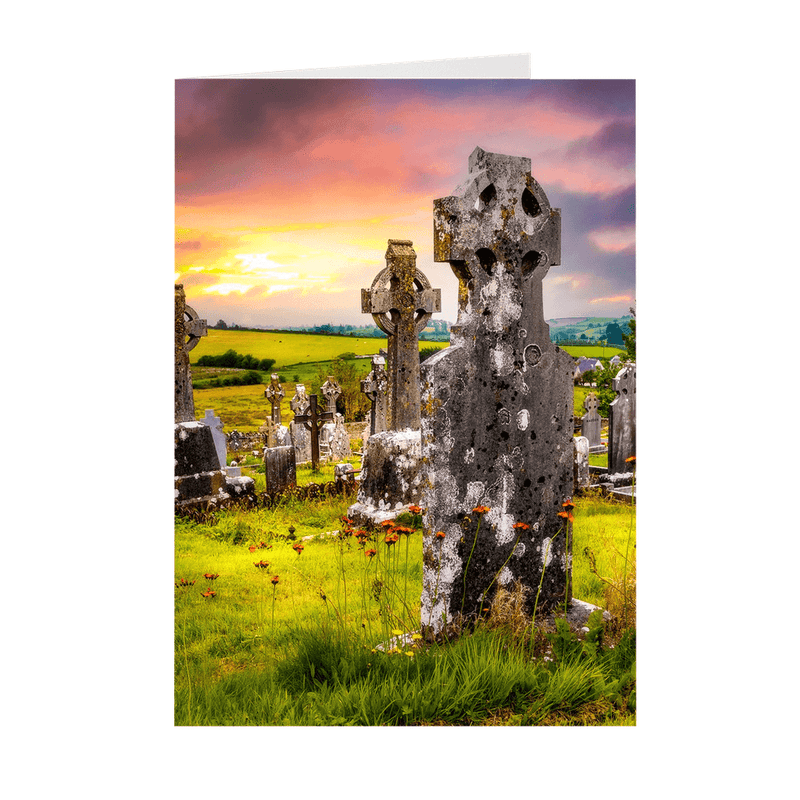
558,511 -> 574,523
254,560 -> 271,569
434,531 -> 446,540
562,500 -> 575,512
270,575 -> 280,586
292,543 -> 304,555
384,532 -> 399,547
408,505 -> 423,514
201,589 -> 216,599
365,548 -> 377,558
380,520 -> 395,528
203,573 -> 219,580
472,506 -> 490,515
512,522 -> 529,530
626,455 -> 636,463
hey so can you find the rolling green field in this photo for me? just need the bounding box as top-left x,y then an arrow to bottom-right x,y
190,329 -> 448,370
560,345 -> 626,359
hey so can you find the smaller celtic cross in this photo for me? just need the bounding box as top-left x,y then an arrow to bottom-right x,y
320,376 -> 342,415
361,355 -> 388,435
265,374 -> 285,424
293,394 -> 334,471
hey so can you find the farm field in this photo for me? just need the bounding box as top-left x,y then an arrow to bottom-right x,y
560,345 -> 626,359
190,329 -> 448,370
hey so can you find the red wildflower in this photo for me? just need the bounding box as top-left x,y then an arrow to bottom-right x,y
341,516 -> 354,525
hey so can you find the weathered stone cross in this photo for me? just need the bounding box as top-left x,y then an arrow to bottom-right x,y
360,355 -> 388,435
320,376 -> 342,415
293,394 -> 334,471
361,240 -> 441,430
433,146 -> 561,350
265,374 -> 285,424
175,283 -> 208,423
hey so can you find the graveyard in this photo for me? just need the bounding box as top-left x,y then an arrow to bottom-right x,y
175,147 -> 636,726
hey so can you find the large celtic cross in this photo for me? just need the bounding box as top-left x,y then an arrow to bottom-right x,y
433,146 -> 561,350
361,240 -> 441,430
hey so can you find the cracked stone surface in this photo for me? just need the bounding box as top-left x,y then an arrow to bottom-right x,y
420,148 -> 575,633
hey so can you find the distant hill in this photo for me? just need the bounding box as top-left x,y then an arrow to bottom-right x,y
547,315 -> 632,345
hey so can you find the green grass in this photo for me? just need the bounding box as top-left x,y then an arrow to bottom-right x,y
175,493 -> 635,725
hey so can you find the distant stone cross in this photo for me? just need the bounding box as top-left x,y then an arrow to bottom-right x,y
360,355 -> 388,435
290,384 -> 310,417
582,392 -> 602,447
361,240 -> 441,430
608,363 -> 636,473
320,376 -> 342,415
265,374 -> 285,423
175,283 -> 208,423
293,394 -> 334,471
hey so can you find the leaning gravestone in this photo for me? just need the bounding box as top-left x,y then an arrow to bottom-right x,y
608,362 -> 636,474
419,147 -> 575,633
201,409 -> 227,471
581,392 -> 602,449
348,240 -> 441,524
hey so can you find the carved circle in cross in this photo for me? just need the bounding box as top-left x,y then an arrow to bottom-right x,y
183,305 -> 204,352
369,267 -> 434,336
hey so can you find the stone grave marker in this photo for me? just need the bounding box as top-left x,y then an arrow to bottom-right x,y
349,240 -> 440,524
201,409 -> 227,470
174,283 -> 207,423
582,392 -> 602,449
292,394 -> 334,472
361,355 -> 389,439
608,362 -> 636,474
574,436 -> 590,489
361,239 -> 441,430
288,384 -> 312,463
264,445 -> 297,494
420,147 -> 575,632
319,376 -> 351,462
265,374 -> 285,424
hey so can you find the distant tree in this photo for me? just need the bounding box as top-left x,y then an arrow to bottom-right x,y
605,322 -> 624,347
215,319 -> 228,330
622,308 -> 636,360
580,333 -> 587,340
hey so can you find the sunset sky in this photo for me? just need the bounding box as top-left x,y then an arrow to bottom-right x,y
175,78 -> 635,328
